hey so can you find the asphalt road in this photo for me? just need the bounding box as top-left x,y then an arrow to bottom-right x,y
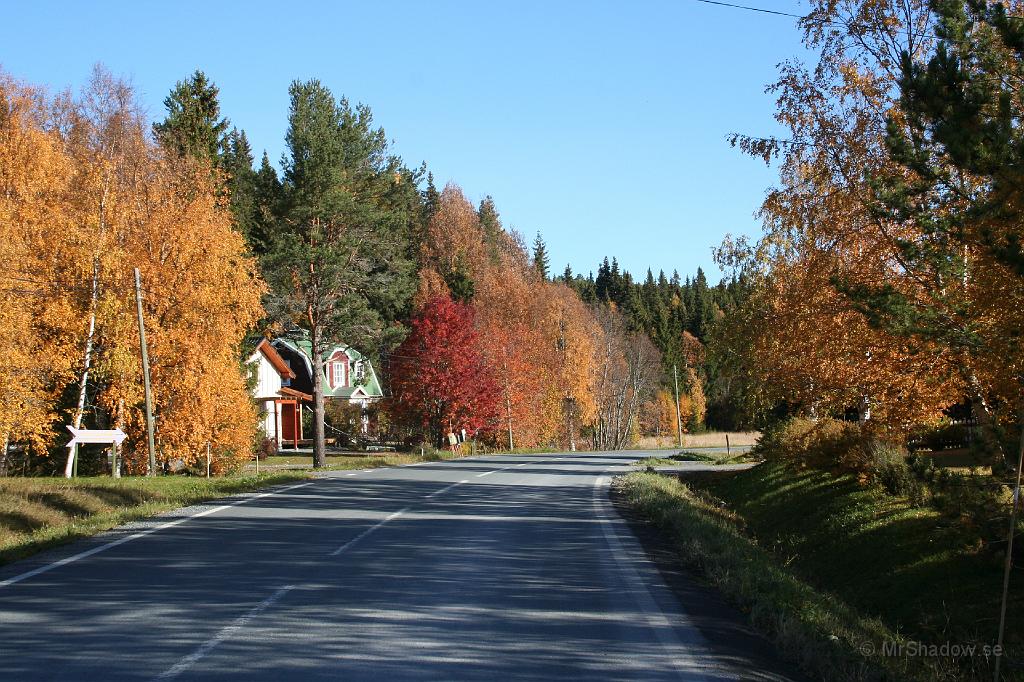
0,451 -> 800,681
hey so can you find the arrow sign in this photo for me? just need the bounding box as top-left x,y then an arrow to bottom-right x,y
66,426 -> 128,448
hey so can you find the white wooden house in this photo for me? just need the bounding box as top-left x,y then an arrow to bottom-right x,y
247,339 -> 312,449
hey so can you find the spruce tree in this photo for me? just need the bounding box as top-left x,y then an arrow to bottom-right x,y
221,127 -> 258,242
248,152 -> 282,256
153,70 -> 229,163
532,232 -> 550,280
478,196 -> 502,262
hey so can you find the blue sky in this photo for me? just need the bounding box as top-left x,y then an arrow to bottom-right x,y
2,1 -> 812,282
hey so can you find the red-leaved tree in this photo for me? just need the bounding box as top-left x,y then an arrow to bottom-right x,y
388,295 -> 501,444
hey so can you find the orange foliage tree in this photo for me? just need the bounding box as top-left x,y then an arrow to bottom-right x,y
0,67 -> 264,474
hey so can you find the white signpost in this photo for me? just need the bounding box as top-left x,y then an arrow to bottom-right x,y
64,426 -> 128,478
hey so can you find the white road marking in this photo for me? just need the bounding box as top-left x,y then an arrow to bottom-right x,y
475,470 -> 495,477
345,473 -> 357,476
153,584 -> 295,681
0,483 -> 313,590
329,507 -> 411,556
329,479 -> 469,555
425,480 -> 468,499
592,475 -> 709,681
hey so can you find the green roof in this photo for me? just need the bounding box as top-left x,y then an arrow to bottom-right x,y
275,334 -> 384,399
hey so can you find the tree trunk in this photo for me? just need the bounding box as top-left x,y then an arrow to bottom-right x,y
311,323 -> 326,469
65,256 -> 100,478
506,393 -> 514,452
961,363 -> 1006,466
857,395 -> 871,424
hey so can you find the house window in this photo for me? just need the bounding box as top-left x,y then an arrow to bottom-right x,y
332,361 -> 346,387
354,362 -> 365,382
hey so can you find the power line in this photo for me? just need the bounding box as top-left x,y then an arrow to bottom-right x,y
693,0 -> 803,20
691,0 -> 943,42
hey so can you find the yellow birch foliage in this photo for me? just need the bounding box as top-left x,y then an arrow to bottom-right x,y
0,67 -> 264,472
723,0 -> 963,433
0,76 -> 76,450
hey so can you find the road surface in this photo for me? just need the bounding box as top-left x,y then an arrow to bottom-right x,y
0,451 -> 800,681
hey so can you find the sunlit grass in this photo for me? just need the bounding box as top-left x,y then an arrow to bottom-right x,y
0,472 -> 309,566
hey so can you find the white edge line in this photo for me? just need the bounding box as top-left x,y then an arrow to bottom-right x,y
592,475 -> 711,681
0,482 -> 313,590
154,584 -> 295,681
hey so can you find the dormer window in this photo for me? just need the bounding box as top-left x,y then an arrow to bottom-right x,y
354,362 -> 365,382
331,360 -> 346,388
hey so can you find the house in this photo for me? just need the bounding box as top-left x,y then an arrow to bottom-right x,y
271,334 -> 385,435
246,339 -> 312,450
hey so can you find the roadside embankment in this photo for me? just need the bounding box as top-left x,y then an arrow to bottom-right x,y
617,464 -> 1015,680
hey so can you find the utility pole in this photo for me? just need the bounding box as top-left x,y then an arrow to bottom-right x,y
994,421 -> 1024,681
673,364 -> 684,449
134,268 -> 157,476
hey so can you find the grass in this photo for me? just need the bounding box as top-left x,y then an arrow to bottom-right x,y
617,466 -> 1011,681
633,450 -> 758,468
702,461 -> 1021,678
0,472 -> 309,566
246,448 -> 470,472
246,444 -> 564,473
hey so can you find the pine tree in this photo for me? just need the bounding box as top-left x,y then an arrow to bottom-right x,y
153,70 -> 229,163
532,232 -> 550,280
263,80 -> 414,468
562,264 -> 573,282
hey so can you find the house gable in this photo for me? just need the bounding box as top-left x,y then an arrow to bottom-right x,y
247,339 -> 297,400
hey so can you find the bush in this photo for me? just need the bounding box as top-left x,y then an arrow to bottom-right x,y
752,417 -> 863,469
865,440 -> 922,501
755,418 -> 924,500
256,437 -> 277,461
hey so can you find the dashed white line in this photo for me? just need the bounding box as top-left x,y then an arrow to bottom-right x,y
426,480 -> 469,498
153,584 -> 295,680
329,479 -> 469,555
0,482 -> 313,590
330,507 -> 411,556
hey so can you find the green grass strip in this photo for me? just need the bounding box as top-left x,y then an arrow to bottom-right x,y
618,471 -> 953,681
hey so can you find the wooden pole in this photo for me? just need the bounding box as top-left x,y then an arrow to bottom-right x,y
994,421 -> 1024,681
134,268 -> 157,476
111,441 -> 118,478
673,364 -> 684,449
206,442 -> 211,479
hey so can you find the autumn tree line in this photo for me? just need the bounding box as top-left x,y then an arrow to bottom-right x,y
714,0 -> 1024,467
0,65 -> 737,473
